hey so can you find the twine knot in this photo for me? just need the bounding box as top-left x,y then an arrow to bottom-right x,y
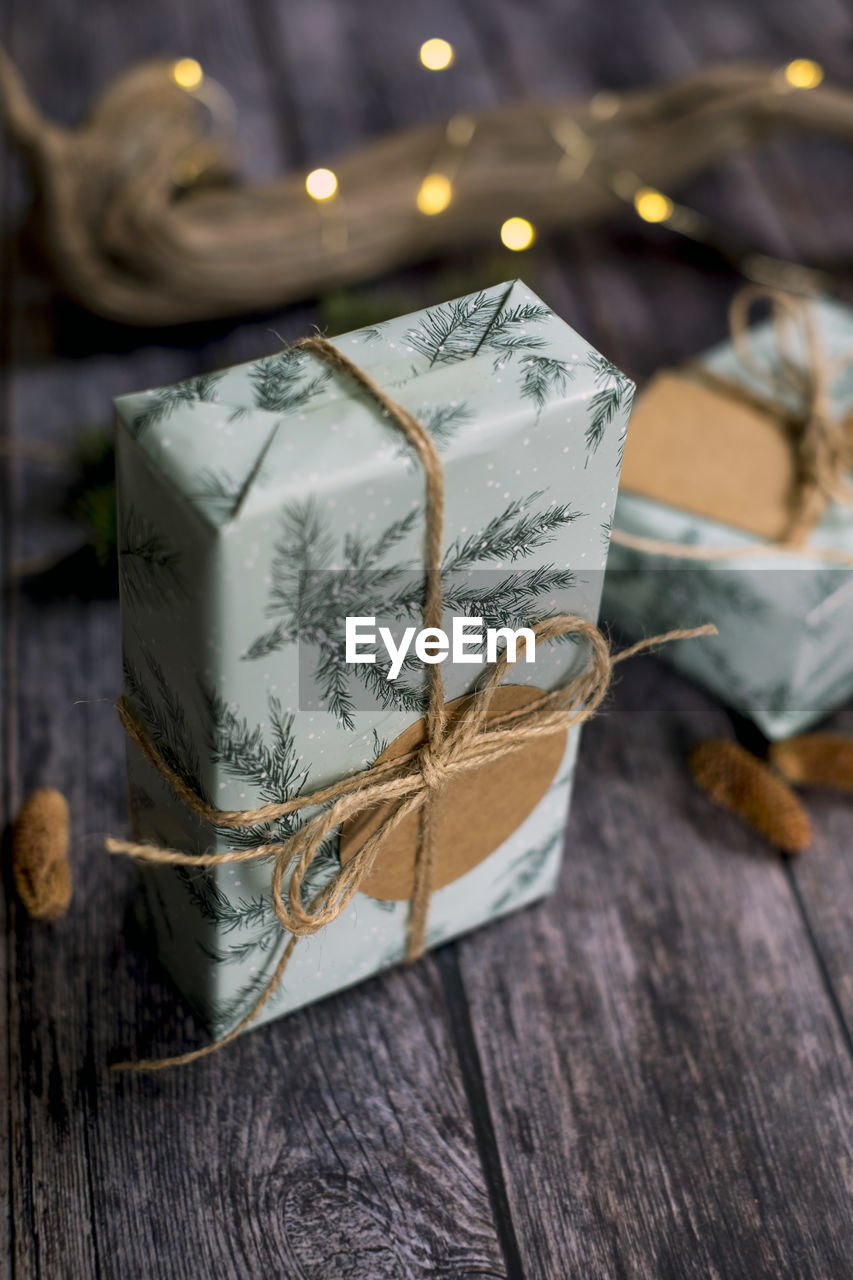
417,742 -> 446,791
697,285 -> 853,544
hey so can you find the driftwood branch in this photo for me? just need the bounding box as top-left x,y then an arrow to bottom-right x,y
1,49 -> 852,326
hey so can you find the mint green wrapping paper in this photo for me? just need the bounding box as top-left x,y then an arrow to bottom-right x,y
603,297 -> 853,741
114,280 -> 633,1037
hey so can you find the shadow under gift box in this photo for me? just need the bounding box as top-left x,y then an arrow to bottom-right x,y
114,279 -> 634,1038
603,296 -> 853,742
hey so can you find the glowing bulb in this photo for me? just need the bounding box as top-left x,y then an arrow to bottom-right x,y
417,174 -> 452,216
500,217 -> 536,251
420,38 -> 455,71
783,58 -> 824,89
633,187 -> 674,223
171,58 -> 204,90
305,168 -> 338,201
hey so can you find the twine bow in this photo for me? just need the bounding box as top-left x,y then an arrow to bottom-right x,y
107,336 -> 714,1069
612,286 -> 853,564
692,285 -> 853,543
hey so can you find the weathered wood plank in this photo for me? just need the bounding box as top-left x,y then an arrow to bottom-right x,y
784,698 -> 853,1038
455,658 -> 853,1278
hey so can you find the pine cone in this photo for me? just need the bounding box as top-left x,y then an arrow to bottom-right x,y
769,733 -> 853,791
11,788 -> 72,921
689,739 -> 811,854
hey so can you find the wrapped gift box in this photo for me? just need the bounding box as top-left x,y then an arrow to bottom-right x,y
603,296 -> 853,741
114,279 -> 633,1037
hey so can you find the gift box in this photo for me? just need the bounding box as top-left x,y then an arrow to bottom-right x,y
602,293 -> 853,741
114,279 -> 633,1039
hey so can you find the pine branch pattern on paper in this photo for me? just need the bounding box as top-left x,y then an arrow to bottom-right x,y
202,688 -> 309,807
490,827 -> 562,914
190,468 -> 244,523
616,542 -> 769,629
130,371 -> 224,437
245,490 -> 582,728
415,401 -> 474,451
480,302 -> 551,360
403,292 -> 579,415
601,516 -> 612,550
249,349 -> 332,414
118,506 -> 185,608
123,647 -> 203,796
206,967 -> 285,1032
180,688 -> 341,966
517,356 -> 575,411
125,648 -> 339,969
405,290 -> 507,366
177,867 -> 274,936
608,545 -> 807,725
584,353 -> 635,453
441,492 -> 579,572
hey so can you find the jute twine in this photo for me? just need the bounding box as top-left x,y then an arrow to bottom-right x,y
611,285 -> 853,565
107,336 -> 714,1070
2,47 -> 853,326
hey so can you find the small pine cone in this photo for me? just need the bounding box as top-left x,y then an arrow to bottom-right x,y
689,739 -> 811,855
769,734 -> 853,792
11,788 -> 72,921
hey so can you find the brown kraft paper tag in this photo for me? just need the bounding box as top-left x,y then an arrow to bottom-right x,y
338,684 -> 568,900
619,370 -> 823,541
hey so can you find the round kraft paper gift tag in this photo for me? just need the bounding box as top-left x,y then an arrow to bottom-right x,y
338,685 -> 568,901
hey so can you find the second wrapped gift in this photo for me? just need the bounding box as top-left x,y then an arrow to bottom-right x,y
604,289 -> 853,740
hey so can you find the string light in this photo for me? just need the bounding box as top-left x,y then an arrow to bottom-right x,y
413,115 -> 475,218
782,58 -> 824,90
305,168 -> 338,200
633,187 -> 674,223
500,217 -> 536,251
417,173 -> 453,216
419,38 -> 455,71
301,58 -> 827,289
171,58 -> 204,91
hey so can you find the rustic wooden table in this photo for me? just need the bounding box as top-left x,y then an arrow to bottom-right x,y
3,1 -> 853,1276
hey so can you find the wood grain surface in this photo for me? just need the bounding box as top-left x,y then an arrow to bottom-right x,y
3,0 -> 853,1277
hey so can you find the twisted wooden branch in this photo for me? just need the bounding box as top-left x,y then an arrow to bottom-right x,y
1,48 -> 852,326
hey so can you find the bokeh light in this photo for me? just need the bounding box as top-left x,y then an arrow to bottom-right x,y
500,217 -> 536,251
305,168 -> 339,201
417,174 -> 453,215
783,59 -> 824,89
171,58 -> 204,90
633,188 -> 674,223
420,38 -> 455,71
